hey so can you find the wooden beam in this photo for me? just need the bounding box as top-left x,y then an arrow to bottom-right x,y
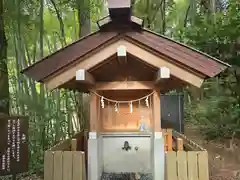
76,69 -> 95,85
96,81 -> 154,90
155,67 -> 170,84
44,39 -> 204,90
131,16 -> 143,26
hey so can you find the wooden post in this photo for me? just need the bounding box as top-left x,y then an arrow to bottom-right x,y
152,89 -> 161,132
71,139 -> 77,151
167,129 -> 172,151
177,138 -> 183,151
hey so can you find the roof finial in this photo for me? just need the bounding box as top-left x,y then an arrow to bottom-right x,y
107,0 -> 132,21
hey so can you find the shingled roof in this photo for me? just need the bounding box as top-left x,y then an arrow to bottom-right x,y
22,24 -> 229,82
21,1 -> 230,84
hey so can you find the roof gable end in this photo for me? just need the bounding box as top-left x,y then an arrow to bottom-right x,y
44,38 -> 206,90
21,21 -> 230,87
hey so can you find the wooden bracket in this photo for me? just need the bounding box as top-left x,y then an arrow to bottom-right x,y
76,69 -> 95,85
155,67 -> 170,84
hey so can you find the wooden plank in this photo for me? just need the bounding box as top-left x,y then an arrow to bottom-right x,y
53,151 -> 63,180
177,151 -> 188,180
82,152 -> 87,180
166,152 -> 177,180
71,139 -> 77,151
177,138 -> 183,151
187,151 -> 199,180
48,139 -> 71,151
62,151 -> 73,180
198,151 -> 209,180
167,129 -> 172,151
44,151 -> 54,180
73,151 -> 83,180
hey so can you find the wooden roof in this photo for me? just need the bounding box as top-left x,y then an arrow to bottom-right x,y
21,18 -> 230,91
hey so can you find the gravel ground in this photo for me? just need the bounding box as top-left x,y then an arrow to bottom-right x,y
0,173 -> 43,180
101,172 -> 153,180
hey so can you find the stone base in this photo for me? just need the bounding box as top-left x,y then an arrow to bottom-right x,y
102,134 -> 151,173
87,132 -> 165,180
153,133 -> 165,180
88,134 -> 103,180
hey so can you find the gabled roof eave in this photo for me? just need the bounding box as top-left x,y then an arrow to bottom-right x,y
143,28 -> 231,68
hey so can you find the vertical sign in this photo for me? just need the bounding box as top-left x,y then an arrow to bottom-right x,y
0,116 -> 28,176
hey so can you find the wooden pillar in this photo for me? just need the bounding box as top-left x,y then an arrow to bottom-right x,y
89,92 -> 99,133
152,89 -> 161,132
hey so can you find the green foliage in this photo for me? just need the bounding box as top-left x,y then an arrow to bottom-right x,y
1,0 -> 98,173
187,82 -> 240,140
179,0 -> 240,140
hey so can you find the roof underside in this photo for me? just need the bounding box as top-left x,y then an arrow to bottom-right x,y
22,21 -> 230,84
60,55 -> 186,93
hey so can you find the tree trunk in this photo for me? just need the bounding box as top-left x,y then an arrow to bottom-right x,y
0,0 -> 9,115
40,0 -> 46,150
76,0 -> 91,37
49,0 -> 67,46
76,0 -> 91,130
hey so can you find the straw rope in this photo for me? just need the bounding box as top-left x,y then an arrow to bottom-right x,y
91,91 -> 155,104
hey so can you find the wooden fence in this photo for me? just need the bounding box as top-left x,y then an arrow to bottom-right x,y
173,130 -> 206,151
49,130 -> 88,151
163,128 -> 184,151
44,151 -> 86,180
44,130 -> 88,180
165,151 -> 209,180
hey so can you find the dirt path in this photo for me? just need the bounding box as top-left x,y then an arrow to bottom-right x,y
185,125 -> 240,180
